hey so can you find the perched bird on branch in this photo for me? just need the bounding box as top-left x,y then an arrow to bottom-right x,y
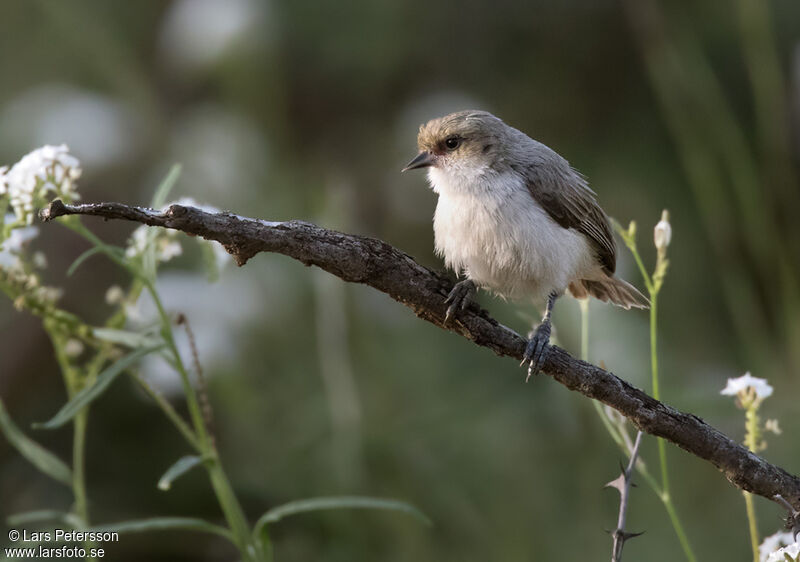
403,110 -> 648,378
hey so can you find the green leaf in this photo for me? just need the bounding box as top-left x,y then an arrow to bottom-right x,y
68,245 -> 125,277
6,510 -> 83,528
92,327 -> 162,349
253,496 -> 431,544
151,164 -> 182,209
0,398 -> 72,486
89,517 -> 233,541
157,455 -> 204,491
34,344 -> 163,430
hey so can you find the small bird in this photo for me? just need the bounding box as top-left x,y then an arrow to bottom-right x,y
402,110 -> 648,378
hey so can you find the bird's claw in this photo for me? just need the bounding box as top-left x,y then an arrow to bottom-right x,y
444,280 -> 476,325
522,320 -> 552,381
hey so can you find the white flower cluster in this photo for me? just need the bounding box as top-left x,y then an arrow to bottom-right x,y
761,531 -> 800,562
0,145 -> 82,225
0,216 -> 39,272
0,212 -> 61,304
721,372 -> 774,400
125,224 -> 183,262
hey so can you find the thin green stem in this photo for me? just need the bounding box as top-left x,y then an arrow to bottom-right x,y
743,492 -> 760,562
614,220 -> 697,562
648,277 -> 695,562
146,282 -> 209,445
629,244 -> 654,295
45,321 -> 96,561
146,283 -> 261,561
662,494 -> 697,562
651,295 -> 671,496
743,405 -> 761,560
207,459 -> 260,561
581,299 -> 627,448
132,374 -> 203,452
46,324 -> 90,522
579,299 -> 589,362
580,299 -> 625,447
61,217 -> 263,561
71,410 -> 89,524
650,295 -> 661,401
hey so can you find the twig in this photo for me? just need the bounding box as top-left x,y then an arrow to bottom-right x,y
608,431 -> 645,561
176,313 -> 215,447
40,199 -> 800,508
774,494 -> 800,540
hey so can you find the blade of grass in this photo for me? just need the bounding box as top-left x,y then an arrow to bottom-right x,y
151,164 -> 182,209
34,344 -> 163,430
0,398 -> 72,486
89,517 -> 234,541
157,455 -> 205,491
67,245 -> 125,277
254,496 -> 431,538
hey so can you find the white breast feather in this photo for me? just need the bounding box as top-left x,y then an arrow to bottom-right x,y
428,165 -> 597,302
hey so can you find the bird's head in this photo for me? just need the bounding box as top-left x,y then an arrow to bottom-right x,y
402,110 -> 507,175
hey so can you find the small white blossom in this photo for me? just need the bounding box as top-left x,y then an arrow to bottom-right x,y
0,221 -> 39,271
654,209 -> 672,251
125,224 -> 183,263
124,300 -> 143,322
1,223 -> 39,251
767,543 -> 800,562
761,531 -> 796,562
765,419 -> 782,435
64,339 -> 84,358
159,239 -> 183,261
2,145 -> 82,224
105,285 -> 125,305
0,166 -> 8,195
125,225 -> 148,256
721,372 -> 773,399
32,251 -> 47,269
36,286 -> 63,304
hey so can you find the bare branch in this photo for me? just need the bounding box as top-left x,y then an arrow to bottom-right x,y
608,431 -> 645,562
41,199 -> 800,508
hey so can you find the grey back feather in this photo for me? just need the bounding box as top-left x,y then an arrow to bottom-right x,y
503,129 -> 617,274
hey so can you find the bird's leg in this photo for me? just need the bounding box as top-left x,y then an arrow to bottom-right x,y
522,291 -> 559,381
444,279 -> 476,324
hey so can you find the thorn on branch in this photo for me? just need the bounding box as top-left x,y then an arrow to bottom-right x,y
607,430 -> 645,562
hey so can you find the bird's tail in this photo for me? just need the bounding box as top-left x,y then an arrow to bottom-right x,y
569,276 -> 649,310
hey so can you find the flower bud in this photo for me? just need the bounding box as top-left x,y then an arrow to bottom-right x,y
64,339 -> 84,358
654,210 -> 671,251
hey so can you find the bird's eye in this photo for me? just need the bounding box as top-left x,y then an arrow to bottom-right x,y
444,136 -> 460,150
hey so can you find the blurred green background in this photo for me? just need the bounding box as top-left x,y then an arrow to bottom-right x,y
1,0 -> 799,560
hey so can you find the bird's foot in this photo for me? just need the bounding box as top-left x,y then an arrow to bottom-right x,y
521,319 -> 552,381
444,279 -> 476,325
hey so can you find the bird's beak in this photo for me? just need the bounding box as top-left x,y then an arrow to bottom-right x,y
402,151 -> 434,172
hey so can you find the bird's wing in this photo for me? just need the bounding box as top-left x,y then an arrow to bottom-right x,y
522,162 -> 616,274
